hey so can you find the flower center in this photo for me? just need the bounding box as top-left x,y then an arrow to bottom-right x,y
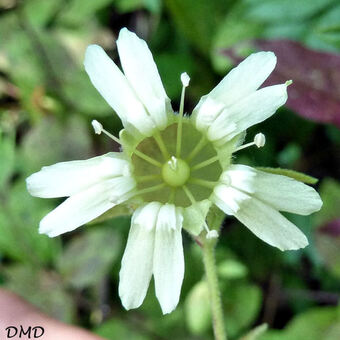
130,121 -> 225,207
162,156 -> 190,187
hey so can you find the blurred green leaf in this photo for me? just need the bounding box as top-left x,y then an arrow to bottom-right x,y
259,306 -> 340,340
24,0 -> 61,28
244,0 -> 335,23
57,226 -> 121,289
224,283 -> 262,337
240,324 -> 268,340
21,115 -> 92,174
218,259 -> 248,280
90,204 -> 132,224
4,264 -> 75,322
95,318 -> 150,340
184,280 -> 211,335
0,180 -> 60,264
315,178 -> 340,229
57,0 -> 113,26
256,167 -> 318,185
165,0 -> 219,54
277,143 -> 302,168
315,4 -> 340,34
0,132 -> 15,187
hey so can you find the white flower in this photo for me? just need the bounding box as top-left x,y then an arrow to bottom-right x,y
26,27 -> 322,314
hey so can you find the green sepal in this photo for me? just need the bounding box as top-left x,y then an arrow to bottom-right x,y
89,203 -> 133,225
256,167 -> 318,184
206,204 -> 225,231
239,323 -> 268,340
182,200 -> 211,236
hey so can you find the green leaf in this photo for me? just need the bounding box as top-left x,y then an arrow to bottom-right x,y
224,283 -> 262,337
184,280 -> 211,335
4,264 -> 75,323
21,115 -> 92,175
24,0 -> 61,28
0,180 -> 60,264
57,0 -> 113,26
165,0 -> 219,54
95,318 -> 149,340
259,306 -> 340,340
240,324 -> 268,340
256,167 -> 318,184
0,132 -> 15,188
57,226 -> 121,289
315,178 -> 340,227
90,204 -> 133,225
218,259 -> 248,280
245,0 -> 335,23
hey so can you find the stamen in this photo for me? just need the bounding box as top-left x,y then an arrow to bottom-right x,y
206,230 -> 219,239
91,120 -> 122,145
182,185 -> 196,205
92,120 -> 162,168
176,72 -> 190,157
135,174 -> 161,183
133,183 -> 165,197
234,133 -> 266,152
186,135 -> 208,162
92,120 -> 103,134
133,149 -> 162,168
191,155 -> 219,171
153,131 -> 170,159
188,177 -> 217,189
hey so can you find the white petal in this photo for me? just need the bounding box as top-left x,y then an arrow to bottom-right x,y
117,28 -> 170,130
226,165 -> 322,215
207,84 -> 288,142
194,51 -> 277,131
213,185 -> 244,215
26,153 -> 130,198
39,177 -> 135,237
153,204 -> 184,314
84,44 -> 155,135
119,202 -> 161,310
213,187 -> 308,251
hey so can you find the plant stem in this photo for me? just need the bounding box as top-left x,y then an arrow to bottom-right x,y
202,237 -> 227,340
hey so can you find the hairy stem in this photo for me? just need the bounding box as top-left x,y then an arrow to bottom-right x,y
202,236 -> 227,340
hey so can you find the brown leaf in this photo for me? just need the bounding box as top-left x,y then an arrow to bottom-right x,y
222,40 -> 340,128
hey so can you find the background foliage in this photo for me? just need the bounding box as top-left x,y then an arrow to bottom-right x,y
0,0 -> 340,339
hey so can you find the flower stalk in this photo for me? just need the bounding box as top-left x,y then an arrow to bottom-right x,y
202,235 -> 226,340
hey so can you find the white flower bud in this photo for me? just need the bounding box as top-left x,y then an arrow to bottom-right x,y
92,120 -> 103,134
254,133 -> 266,148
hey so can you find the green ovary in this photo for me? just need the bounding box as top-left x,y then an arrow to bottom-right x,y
162,157 -> 190,187
131,119 -> 226,207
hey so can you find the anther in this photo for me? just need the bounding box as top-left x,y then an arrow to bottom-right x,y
92,120 -> 103,135
254,133 -> 266,148
285,79 -> 293,86
91,120 -> 122,145
206,230 -> 219,239
181,72 -> 190,87
234,132 -> 266,152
